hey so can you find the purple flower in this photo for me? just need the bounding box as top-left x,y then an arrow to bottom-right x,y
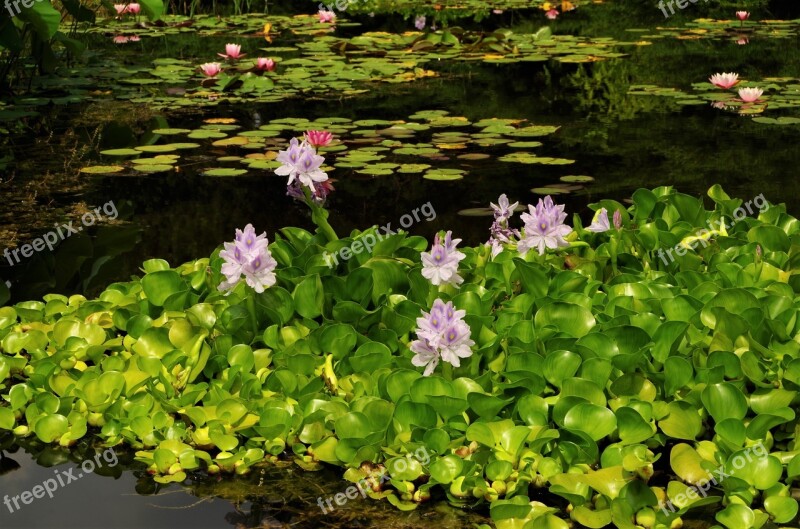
490,193 -> 518,223
414,15 -> 426,30
421,231 -> 466,286
585,208 -> 610,233
410,299 -> 474,376
487,194 -> 520,258
613,210 -> 622,230
275,137 -> 328,192
517,196 -> 572,256
219,224 -> 277,293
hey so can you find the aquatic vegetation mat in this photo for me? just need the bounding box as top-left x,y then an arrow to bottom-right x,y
2,185 -> 800,529
79,112 -> 583,184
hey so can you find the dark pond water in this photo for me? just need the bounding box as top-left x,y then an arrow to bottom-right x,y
2,0 -> 800,526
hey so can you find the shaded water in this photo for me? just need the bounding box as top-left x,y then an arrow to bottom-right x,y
2,1 -> 800,526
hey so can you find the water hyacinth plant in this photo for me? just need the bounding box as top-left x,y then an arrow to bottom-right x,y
3,184 -> 800,529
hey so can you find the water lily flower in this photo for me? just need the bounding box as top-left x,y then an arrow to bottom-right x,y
113,4 -> 126,14
129,35 -> 140,41
518,196 -> 572,256
736,37 -> 748,45
421,231 -> 466,286
219,224 -> 278,293
585,208 -> 610,233
305,130 -> 333,148
492,9 -> 503,14
613,210 -> 622,230
218,43 -> 245,60
414,15 -> 426,30
410,299 -> 474,376
199,62 -> 222,77
545,9 -> 559,19
126,3 -> 140,14
112,35 -> 130,44
319,9 -> 336,23
255,57 -> 275,71
275,137 -> 329,191
736,11 -> 749,21
709,72 -> 739,89
738,87 -> 763,102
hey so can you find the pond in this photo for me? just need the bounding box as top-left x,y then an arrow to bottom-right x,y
2,0 -> 800,527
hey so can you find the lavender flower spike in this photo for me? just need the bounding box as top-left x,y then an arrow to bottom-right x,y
421,230 -> 466,286
410,299 -> 474,377
517,196 -> 572,256
219,224 -> 278,294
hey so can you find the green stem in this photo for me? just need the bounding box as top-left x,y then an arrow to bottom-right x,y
304,188 -> 338,243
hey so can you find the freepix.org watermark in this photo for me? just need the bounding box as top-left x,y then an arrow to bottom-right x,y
316,446 -> 431,514
323,201 -> 436,268
656,193 -> 769,266
657,0 -> 709,18
660,442 -> 767,515
3,201 -> 119,267
4,448 -> 119,514
4,0 -> 47,18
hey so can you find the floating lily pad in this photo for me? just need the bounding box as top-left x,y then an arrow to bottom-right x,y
203,168 -> 249,177
560,175 -> 594,183
99,148 -> 142,156
424,168 -> 465,181
79,165 -> 126,174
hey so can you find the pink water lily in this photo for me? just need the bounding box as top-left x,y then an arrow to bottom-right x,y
127,3 -> 140,14
738,87 -> 763,102
113,4 -> 126,14
318,9 -> 336,23
736,37 -> 748,45
199,62 -> 222,77
545,8 -> 559,19
736,11 -> 749,21
709,72 -> 739,89
255,57 -> 275,71
218,43 -> 245,60
305,130 -> 333,148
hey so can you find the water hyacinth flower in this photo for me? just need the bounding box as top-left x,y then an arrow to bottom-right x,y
199,62 -> 222,77
218,43 -> 245,60
613,210 -> 622,230
421,231 -> 466,286
709,72 -> 739,89
255,57 -> 275,71
318,9 -> 336,23
218,224 -> 278,293
305,130 -> 333,148
487,194 -> 520,258
410,299 -> 474,376
518,196 -> 572,256
545,9 -> 559,19
738,87 -> 763,102
736,11 -> 749,21
414,15 -> 426,30
585,208 -> 610,233
275,137 -> 329,192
